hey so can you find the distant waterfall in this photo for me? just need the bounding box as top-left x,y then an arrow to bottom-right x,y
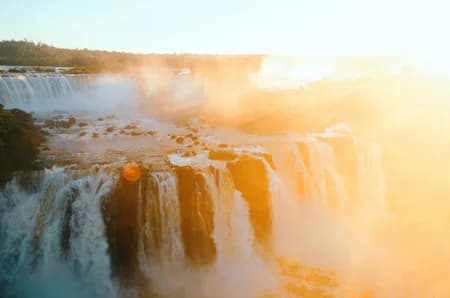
0,74 -> 139,115
0,167 -> 117,298
0,75 -> 78,106
265,136 -> 387,268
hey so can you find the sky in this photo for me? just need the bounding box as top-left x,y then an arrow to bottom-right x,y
1,0 -> 449,55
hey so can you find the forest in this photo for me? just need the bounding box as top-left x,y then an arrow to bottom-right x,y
0,40 -> 263,74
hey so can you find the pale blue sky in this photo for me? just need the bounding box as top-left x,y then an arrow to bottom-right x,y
1,0 -> 449,55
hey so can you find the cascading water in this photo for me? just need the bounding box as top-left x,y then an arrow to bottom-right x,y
200,167 -> 274,298
0,138 -> 388,297
0,167 -> 117,298
138,171 -> 184,276
0,75 -> 77,106
0,72 -> 393,297
0,74 -> 139,116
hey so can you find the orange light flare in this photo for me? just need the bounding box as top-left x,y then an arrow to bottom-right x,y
122,162 -> 141,182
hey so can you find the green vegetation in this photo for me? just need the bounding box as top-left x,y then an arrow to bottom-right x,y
0,40 -> 263,74
29,66 -> 55,73
0,105 -> 44,186
61,67 -> 87,74
5,67 -> 26,73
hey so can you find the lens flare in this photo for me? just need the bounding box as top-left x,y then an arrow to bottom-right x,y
122,162 -> 141,182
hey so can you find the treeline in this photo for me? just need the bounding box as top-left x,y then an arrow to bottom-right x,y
0,40 -> 263,74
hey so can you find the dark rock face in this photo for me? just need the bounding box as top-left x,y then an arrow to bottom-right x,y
104,169 -> 148,286
174,166 -> 216,265
60,185 -> 81,258
227,155 -> 272,250
0,106 -> 44,186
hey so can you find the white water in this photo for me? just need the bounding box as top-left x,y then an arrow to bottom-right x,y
139,171 -> 184,277
0,74 -> 139,116
262,138 -> 389,296
0,167 -> 117,298
201,167 -> 275,298
0,137 -> 388,297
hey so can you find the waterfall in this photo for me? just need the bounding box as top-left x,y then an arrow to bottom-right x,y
138,171 -> 183,277
0,74 -> 139,116
0,167 -> 117,298
264,136 -> 387,272
0,137 -> 388,297
131,162 -> 275,298
0,75 -> 77,107
202,166 -> 274,298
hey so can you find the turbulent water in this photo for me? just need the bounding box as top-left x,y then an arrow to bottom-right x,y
0,167 -> 117,298
0,74 -> 390,298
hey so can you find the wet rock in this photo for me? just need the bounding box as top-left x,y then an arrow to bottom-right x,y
68,117 -> 76,126
61,186 -> 80,258
104,167 -> 147,286
227,155 -> 272,249
124,124 -> 138,130
105,126 -> 115,133
44,117 -> 76,129
186,133 -> 199,142
175,166 -> 216,264
208,150 -> 237,161
0,106 -> 44,185
183,150 -> 196,157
